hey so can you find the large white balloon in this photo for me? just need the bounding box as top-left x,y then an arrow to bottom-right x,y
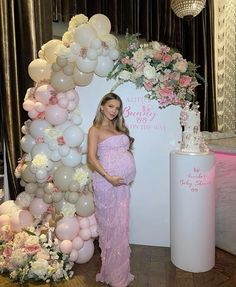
39,39 -> 65,63
61,148 -> 82,167
30,119 -> 52,138
74,24 -> 98,48
89,14 -> 111,36
63,125 -> 84,147
94,55 -> 114,77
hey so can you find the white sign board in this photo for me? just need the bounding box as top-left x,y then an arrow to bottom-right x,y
78,76 -> 181,246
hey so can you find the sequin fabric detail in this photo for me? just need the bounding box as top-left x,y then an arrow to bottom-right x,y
93,134 -> 136,287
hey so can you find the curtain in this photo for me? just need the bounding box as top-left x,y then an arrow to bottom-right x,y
52,0 -> 217,131
0,0 -> 53,199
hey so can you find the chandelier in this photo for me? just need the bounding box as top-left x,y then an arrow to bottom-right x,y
171,0 -> 206,20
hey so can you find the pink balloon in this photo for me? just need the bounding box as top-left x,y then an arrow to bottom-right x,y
28,109 -> 38,119
65,90 -> 77,101
11,210 -> 33,232
88,214 -> 97,225
79,217 -> 90,229
0,214 -> 10,227
79,228 -> 92,241
60,240 -> 73,254
72,236 -> 84,250
67,101 -> 76,111
55,217 -> 79,241
75,239 -> 94,264
35,84 -> 55,105
29,197 -> 50,217
45,104 -> 68,125
58,98 -> 69,108
69,249 -> 79,262
90,224 -> 98,238
23,100 -> 35,111
34,102 -> 46,112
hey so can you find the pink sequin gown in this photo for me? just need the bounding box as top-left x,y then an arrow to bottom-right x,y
93,134 -> 136,287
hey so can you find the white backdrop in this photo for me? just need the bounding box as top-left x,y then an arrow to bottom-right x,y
78,76 -> 181,247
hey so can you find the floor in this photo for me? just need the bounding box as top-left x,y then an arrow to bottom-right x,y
1,241 -> 236,287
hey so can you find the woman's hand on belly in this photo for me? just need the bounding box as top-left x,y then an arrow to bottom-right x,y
106,174 -> 126,187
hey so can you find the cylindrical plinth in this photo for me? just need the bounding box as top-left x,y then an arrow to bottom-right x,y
170,151 -> 215,272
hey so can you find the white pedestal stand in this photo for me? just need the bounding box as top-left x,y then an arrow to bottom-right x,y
170,151 -> 215,272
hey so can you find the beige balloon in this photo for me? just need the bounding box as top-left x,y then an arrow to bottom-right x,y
41,39 -> 65,64
50,71 -> 75,92
75,192 -> 95,217
28,59 -> 52,83
73,68 -> 94,86
21,164 -> 37,183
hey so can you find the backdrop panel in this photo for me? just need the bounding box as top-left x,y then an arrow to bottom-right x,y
78,76 -> 181,246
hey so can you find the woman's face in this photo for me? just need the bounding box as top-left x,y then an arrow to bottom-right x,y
101,99 -> 121,121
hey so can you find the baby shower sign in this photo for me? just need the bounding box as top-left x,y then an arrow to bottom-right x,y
123,96 -> 167,132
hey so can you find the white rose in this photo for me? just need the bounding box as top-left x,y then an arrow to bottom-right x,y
151,41 -> 161,51
61,202 -> 76,217
30,259 -> 49,278
118,70 -> 132,81
143,64 -> 156,80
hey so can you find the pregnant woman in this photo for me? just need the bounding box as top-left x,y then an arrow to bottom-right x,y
88,92 -> 136,287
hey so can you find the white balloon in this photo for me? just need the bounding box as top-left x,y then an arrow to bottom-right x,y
58,145 -> 70,156
31,143 -> 51,158
36,169 -> 47,180
94,55 -> 114,77
87,48 -> 97,60
70,42 -> 81,55
90,38 -> 102,49
71,115 -> 82,125
76,56 -> 97,73
30,120 -> 51,138
50,150 -> 61,161
61,148 -> 82,167
55,120 -> 74,132
109,48 -> 119,60
20,135 -> 36,153
80,134 -> 88,154
63,126 -> 84,147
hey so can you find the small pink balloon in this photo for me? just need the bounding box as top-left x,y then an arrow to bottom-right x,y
75,239 -> 94,264
0,214 -> 10,227
72,236 -> 84,250
65,90 -> 77,101
60,240 -> 73,254
28,109 -> 38,119
90,224 -> 98,238
34,102 -> 46,112
58,98 -> 69,108
79,228 -> 92,241
79,217 -> 90,229
29,197 -> 50,217
69,249 -> 79,262
55,216 -> 79,241
11,210 -> 33,232
23,100 -> 35,111
88,214 -> 97,225
67,101 -> 76,111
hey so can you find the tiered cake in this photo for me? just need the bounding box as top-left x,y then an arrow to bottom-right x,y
179,102 -> 209,153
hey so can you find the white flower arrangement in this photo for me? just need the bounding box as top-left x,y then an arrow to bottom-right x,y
61,202 -> 77,217
32,154 -> 49,169
73,167 -> 90,188
68,14 -> 89,31
0,227 -> 74,284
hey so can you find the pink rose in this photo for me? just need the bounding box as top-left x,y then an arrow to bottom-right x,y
162,54 -> 172,63
144,81 -> 153,91
49,95 -> 58,105
153,51 -> 163,60
179,75 -> 192,87
159,87 -> 174,98
57,136 -> 65,145
121,57 -> 131,65
25,244 -> 41,255
3,246 -> 12,258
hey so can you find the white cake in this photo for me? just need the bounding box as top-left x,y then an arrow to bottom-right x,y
179,102 -> 209,153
